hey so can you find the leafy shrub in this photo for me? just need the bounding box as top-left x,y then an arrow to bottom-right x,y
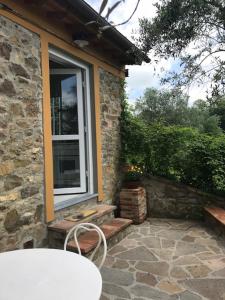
122,113 -> 225,195
123,166 -> 143,182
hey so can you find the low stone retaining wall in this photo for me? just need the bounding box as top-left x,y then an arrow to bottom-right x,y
142,176 -> 225,220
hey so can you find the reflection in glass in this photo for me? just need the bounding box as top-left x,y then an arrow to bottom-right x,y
50,74 -> 78,135
53,140 -> 80,189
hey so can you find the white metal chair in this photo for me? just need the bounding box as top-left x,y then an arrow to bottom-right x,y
64,223 -> 107,269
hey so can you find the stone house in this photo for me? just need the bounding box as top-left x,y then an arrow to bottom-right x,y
0,0 -> 148,251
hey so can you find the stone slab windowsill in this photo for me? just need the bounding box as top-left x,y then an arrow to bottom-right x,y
54,193 -> 98,211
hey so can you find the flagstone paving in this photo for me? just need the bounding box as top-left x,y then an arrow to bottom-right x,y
100,218 -> 225,300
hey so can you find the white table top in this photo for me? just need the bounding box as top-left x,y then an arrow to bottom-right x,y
0,248 -> 102,300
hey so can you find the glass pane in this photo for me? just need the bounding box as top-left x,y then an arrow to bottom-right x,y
50,73 -> 78,135
53,140 -> 80,189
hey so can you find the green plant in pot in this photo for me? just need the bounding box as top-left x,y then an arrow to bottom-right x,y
123,165 -> 143,188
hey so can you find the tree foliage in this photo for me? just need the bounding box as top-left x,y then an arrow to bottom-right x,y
208,95 -> 225,130
121,85 -> 225,195
120,81 -> 148,165
135,87 -> 223,135
122,116 -> 225,195
135,87 -> 189,126
138,0 -> 225,95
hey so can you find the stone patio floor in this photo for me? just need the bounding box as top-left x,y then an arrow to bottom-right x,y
100,218 -> 225,300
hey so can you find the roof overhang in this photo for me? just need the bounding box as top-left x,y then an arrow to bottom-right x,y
2,0 -> 149,66
64,0 -> 150,65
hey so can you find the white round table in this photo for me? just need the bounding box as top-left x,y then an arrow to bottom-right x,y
0,248 -> 102,300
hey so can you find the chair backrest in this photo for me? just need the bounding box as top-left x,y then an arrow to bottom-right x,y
64,223 -> 107,269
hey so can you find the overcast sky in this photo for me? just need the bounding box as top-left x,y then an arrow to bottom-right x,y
85,0 -> 206,104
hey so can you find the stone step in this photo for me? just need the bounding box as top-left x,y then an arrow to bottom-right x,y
66,218 -> 133,254
48,204 -> 116,248
204,206 -> 225,237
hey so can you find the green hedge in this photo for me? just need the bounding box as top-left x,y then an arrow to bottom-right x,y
123,117 -> 225,195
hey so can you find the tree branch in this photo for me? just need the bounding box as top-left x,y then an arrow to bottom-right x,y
113,0 -> 141,27
195,49 -> 225,68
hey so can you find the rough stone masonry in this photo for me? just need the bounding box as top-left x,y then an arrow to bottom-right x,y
99,68 -> 123,203
0,15 -> 124,252
0,15 -> 46,251
143,176 -> 225,220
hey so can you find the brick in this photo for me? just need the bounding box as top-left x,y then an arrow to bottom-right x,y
48,220 -> 76,233
119,187 -> 147,224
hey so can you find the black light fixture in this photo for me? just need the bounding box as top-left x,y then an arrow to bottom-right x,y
72,32 -> 89,48
125,69 -> 129,77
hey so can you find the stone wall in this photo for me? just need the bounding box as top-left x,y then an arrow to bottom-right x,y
143,176 -> 225,220
99,68 -> 122,203
0,16 -> 125,251
0,16 -> 46,251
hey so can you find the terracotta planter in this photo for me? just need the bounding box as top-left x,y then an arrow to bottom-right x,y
119,186 -> 147,224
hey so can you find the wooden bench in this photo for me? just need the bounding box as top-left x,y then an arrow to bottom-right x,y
204,206 -> 225,236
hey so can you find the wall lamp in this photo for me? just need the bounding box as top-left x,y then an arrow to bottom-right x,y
73,32 -> 89,48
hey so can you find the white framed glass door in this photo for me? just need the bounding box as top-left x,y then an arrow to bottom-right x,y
50,69 -> 86,194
